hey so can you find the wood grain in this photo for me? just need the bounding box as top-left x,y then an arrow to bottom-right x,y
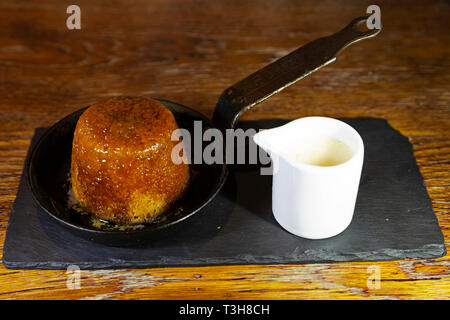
0,0 -> 449,299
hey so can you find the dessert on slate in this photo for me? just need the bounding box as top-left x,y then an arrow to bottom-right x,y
70,96 -> 190,224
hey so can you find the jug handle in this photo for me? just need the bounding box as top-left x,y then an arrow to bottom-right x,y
212,16 -> 381,130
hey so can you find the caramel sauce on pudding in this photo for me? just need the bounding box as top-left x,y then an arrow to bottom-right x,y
71,96 -> 190,225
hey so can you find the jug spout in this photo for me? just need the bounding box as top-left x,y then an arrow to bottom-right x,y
253,126 -> 286,157
253,125 -> 293,176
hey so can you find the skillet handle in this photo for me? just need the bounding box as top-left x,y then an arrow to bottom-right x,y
212,16 -> 381,129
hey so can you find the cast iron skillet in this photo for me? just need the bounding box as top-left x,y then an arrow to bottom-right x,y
28,17 -> 380,246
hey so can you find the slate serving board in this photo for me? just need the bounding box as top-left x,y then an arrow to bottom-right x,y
2,118 -> 446,269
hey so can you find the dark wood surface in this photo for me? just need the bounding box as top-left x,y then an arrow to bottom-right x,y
0,0 -> 448,299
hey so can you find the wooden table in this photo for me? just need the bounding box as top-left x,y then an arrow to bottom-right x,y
0,0 -> 448,300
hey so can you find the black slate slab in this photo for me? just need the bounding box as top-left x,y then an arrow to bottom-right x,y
2,118 -> 446,269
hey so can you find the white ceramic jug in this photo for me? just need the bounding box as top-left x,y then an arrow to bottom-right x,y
253,116 -> 364,239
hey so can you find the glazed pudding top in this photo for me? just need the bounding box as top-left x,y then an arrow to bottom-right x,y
76,96 -> 177,154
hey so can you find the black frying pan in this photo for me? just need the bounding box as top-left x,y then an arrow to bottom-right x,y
28,17 -> 380,246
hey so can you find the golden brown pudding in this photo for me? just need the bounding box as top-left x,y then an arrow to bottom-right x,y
71,96 -> 190,224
